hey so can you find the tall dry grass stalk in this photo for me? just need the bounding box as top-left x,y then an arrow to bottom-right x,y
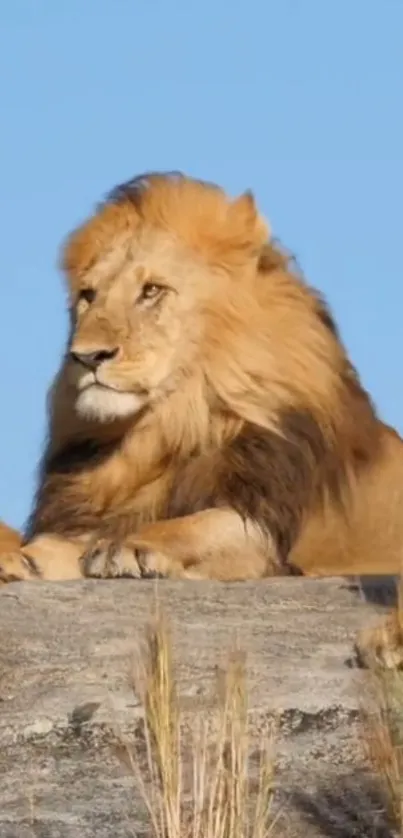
127,606 -> 277,838
360,579 -> 403,835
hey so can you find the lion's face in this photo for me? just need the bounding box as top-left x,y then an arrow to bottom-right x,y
62,173 -> 269,424
66,232 -> 213,422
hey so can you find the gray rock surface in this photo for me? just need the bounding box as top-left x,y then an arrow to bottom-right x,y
0,577 -> 397,837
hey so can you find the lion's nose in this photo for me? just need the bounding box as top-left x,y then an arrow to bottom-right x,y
70,347 -> 119,370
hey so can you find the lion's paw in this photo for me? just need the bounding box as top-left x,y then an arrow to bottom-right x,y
81,539 -> 171,580
355,612 -> 403,670
135,545 -> 183,578
81,539 -> 142,579
0,550 -> 41,584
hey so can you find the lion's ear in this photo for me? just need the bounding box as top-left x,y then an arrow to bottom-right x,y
228,191 -> 270,255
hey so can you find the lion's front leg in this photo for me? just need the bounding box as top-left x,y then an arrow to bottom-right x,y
82,507 -> 286,582
0,533 -> 92,584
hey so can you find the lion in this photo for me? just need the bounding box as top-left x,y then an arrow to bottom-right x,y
1,170 -> 403,585
0,521 -> 21,555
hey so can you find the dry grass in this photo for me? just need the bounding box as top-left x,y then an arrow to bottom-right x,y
119,589 -> 403,838
124,606 -> 277,838
359,579 -> 403,835
361,666 -> 403,832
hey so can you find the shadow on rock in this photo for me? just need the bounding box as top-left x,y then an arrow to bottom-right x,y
290,773 -> 394,838
344,576 -> 398,608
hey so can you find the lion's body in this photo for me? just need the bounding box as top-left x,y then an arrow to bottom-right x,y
1,172 -> 402,583
291,423 -> 403,576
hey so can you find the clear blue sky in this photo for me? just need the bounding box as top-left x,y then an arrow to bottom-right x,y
1,1 -> 402,530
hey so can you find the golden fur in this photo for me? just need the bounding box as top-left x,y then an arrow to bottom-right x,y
1,171 -> 403,583
0,521 -> 20,553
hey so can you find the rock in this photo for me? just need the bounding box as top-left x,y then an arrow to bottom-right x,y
0,577 -> 397,837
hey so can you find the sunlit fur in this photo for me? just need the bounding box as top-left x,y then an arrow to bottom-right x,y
0,521 -> 21,555
48,175 -> 362,451
3,171 -> 403,581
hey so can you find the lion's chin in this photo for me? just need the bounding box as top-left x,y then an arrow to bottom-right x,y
75,385 -> 147,422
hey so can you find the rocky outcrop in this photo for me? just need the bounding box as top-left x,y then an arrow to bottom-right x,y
0,576 -> 397,837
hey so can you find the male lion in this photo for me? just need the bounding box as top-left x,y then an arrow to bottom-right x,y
1,171 -> 403,584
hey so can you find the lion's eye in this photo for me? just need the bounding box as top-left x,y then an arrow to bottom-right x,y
78,288 -> 96,304
138,283 -> 165,303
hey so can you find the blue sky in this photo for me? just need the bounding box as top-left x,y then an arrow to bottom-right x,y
0,1 -> 402,530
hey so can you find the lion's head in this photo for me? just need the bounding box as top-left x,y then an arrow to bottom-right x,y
62,173 -> 270,424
